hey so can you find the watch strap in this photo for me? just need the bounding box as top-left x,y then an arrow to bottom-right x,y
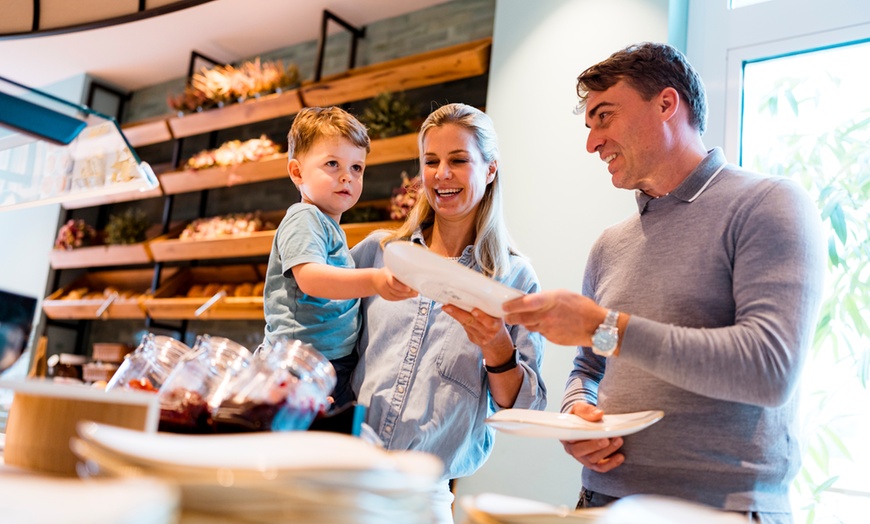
602,309 -> 619,328
484,348 -> 519,374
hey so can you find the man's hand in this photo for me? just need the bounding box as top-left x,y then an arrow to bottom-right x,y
503,290 -> 607,346
561,402 -> 625,473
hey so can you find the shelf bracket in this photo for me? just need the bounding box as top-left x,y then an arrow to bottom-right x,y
314,9 -> 366,82
186,50 -> 223,86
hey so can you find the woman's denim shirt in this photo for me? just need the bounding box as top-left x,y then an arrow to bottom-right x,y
350,229 -> 547,480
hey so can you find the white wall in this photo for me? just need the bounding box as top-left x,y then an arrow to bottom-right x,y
453,0 -> 670,517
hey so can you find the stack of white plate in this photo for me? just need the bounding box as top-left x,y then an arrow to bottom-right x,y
460,493 -> 606,524
459,492 -> 747,524
71,422 -> 444,524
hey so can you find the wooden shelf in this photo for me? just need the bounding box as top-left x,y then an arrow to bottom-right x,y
150,229 -> 275,262
300,37 -> 491,107
144,264 -> 265,320
42,269 -> 164,320
49,242 -> 152,270
121,38 -> 491,144
158,154 -> 288,195
48,224 -> 168,269
342,220 -> 401,246
368,133 -> 418,165
149,214 -> 399,263
121,117 -> 174,147
167,89 -> 303,138
157,132 -> 416,195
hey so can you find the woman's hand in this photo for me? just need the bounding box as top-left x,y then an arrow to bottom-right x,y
561,402 -> 625,473
442,304 -> 510,350
443,304 -> 522,408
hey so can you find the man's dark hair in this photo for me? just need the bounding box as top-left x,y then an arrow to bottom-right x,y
576,42 -> 708,134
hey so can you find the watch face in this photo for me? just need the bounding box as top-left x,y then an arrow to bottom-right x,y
592,327 -> 618,355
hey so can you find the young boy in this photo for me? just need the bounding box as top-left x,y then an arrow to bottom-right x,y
262,106 -> 415,405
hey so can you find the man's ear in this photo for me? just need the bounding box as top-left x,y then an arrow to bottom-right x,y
288,158 -> 303,185
659,87 -> 680,122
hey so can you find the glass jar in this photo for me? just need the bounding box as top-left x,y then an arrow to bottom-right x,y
105,334 -> 191,393
156,334 -> 252,434
256,337 -> 336,431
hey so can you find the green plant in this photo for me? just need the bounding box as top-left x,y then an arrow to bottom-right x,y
749,72 -> 870,523
104,208 -> 151,245
360,91 -> 418,139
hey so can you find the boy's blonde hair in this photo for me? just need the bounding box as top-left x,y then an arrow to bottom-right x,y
287,106 -> 371,158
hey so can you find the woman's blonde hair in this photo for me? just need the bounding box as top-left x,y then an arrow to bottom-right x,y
381,103 -> 517,278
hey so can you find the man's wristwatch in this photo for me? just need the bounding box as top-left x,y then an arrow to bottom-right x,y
484,348 -> 519,374
591,309 -> 620,357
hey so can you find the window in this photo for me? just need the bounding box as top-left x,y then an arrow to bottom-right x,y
741,40 -> 870,523
688,2 -> 870,522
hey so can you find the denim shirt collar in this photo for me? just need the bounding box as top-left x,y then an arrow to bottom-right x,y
410,227 -> 475,266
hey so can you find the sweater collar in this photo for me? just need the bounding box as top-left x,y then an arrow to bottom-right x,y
635,147 -> 729,214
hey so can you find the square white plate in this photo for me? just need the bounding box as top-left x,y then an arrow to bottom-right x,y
383,241 -> 524,318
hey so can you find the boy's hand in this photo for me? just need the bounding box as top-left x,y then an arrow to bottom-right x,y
373,267 -> 418,301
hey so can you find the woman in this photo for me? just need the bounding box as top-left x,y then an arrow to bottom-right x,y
351,103 -> 547,522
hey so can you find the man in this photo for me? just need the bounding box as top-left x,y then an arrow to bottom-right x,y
503,42 -> 825,524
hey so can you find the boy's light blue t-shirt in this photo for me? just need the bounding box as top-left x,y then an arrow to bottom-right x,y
262,203 -> 359,360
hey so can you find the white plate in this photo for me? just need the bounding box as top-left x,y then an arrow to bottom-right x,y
383,241 -> 524,318
604,495 -> 748,524
459,493 -> 607,524
0,474 -> 179,524
76,421 -> 442,478
486,409 -> 664,440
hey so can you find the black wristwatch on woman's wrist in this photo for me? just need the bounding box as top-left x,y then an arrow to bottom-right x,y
484,348 -> 519,374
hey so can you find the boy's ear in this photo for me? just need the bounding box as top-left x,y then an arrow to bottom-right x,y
288,158 -> 303,185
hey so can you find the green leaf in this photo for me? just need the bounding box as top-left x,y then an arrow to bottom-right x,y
812,475 -> 839,496
785,89 -> 800,116
766,96 -> 778,115
829,203 -> 847,244
827,236 -> 840,266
